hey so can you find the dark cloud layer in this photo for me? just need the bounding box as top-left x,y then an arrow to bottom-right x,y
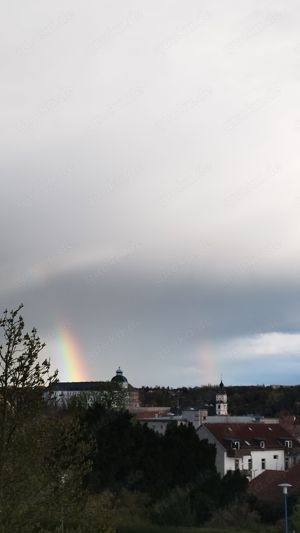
3,263 -> 300,386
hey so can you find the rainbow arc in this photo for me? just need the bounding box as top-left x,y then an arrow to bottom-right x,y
58,326 -> 87,382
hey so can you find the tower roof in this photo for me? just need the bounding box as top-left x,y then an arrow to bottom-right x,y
111,367 -> 128,384
219,375 -> 225,390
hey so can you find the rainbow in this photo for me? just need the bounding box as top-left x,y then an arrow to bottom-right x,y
197,339 -> 218,385
57,326 -> 87,382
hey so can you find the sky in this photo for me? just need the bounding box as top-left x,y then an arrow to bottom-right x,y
1,0 -> 300,386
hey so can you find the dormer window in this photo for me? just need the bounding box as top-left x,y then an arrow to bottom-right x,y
285,440 -> 292,448
260,441 -> 265,449
231,441 -> 240,449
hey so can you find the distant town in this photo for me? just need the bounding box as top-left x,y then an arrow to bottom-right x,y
53,367 -> 300,493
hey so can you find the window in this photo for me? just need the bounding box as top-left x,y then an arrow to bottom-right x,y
285,457 -> 289,470
273,455 -> 278,460
235,459 -> 239,470
231,441 -> 240,449
261,458 -> 266,470
285,440 -> 292,448
248,458 -> 252,471
260,441 -> 265,449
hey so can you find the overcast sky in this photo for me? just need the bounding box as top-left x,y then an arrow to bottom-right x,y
2,0 -> 300,386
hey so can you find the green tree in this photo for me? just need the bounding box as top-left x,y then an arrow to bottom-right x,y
0,305 -> 96,532
0,304 -> 57,476
163,423 -> 216,487
152,486 -> 196,527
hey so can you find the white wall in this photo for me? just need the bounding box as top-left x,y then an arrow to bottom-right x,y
224,450 -> 285,479
251,449 -> 285,477
215,393 -> 228,415
182,409 -> 208,429
145,418 -> 188,435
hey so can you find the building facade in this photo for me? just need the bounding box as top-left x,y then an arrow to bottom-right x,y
49,368 -> 139,409
197,422 -> 300,479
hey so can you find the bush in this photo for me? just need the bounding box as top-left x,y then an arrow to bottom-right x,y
152,487 -> 196,527
207,501 -> 261,531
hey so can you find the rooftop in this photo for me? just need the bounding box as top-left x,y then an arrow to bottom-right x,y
249,462 -> 300,502
202,423 -> 299,453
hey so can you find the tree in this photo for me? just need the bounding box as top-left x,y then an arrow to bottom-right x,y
163,423 -> 216,487
0,305 -> 100,532
0,305 -> 59,529
152,487 -> 196,527
0,305 -> 57,489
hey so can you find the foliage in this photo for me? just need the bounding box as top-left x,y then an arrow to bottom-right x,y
163,422 -> 216,487
140,384 -> 300,418
291,501 -> 300,530
152,486 -> 196,527
112,489 -> 151,529
0,407 -> 94,532
207,501 -> 261,531
0,306 -> 95,532
0,305 -> 58,481
117,526 -> 278,533
189,470 -> 248,525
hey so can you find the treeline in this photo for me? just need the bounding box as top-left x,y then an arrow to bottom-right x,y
7,398 -> 296,532
64,403 -> 254,530
139,385 -> 300,417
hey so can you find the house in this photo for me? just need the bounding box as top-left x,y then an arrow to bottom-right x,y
133,407 -> 208,435
181,408 -> 208,429
130,406 -> 172,433
137,414 -> 189,435
197,422 -> 300,479
249,461 -> 300,503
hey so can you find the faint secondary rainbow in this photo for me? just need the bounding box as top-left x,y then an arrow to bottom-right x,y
57,326 -> 87,382
197,339 -> 219,385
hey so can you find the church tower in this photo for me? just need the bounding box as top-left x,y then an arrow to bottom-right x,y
215,378 -> 228,416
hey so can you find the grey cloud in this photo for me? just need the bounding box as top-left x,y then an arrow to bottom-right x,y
1,0 -> 300,386
2,264 -> 300,386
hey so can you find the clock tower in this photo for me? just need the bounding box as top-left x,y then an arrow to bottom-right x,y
215,378 -> 228,416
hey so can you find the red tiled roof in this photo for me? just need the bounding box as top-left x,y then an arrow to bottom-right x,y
203,423 -> 298,453
249,462 -> 300,502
